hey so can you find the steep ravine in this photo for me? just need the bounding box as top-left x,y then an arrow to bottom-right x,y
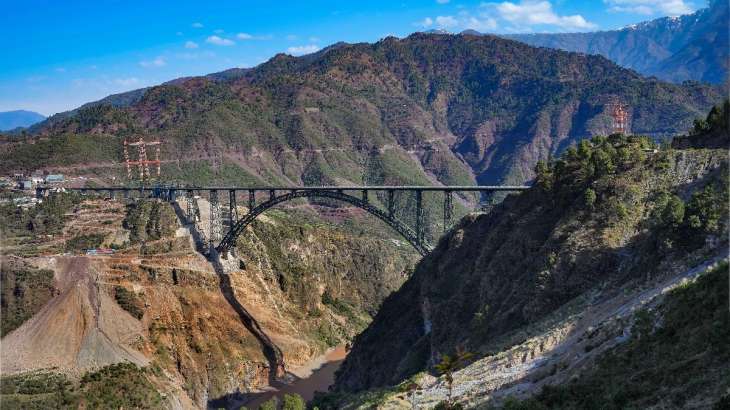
332,136 -> 728,408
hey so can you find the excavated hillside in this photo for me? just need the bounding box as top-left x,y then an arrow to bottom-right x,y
0,197 -> 417,409
331,130 -> 729,408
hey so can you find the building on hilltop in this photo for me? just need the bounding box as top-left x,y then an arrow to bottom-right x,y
45,174 -> 64,184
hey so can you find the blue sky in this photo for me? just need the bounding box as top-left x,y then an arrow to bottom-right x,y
0,0 -> 704,116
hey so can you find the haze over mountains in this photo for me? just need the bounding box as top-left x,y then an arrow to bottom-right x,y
505,0 -> 728,84
0,110 -> 45,131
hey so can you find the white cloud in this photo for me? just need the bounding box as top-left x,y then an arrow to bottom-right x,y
192,22 -> 204,28
139,56 -> 166,67
417,17 -> 434,27
465,15 -> 498,31
491,1 -> 597,30
206,35 -> 235,46
309,36 -> 320,42
604,0 -> 693,15
436,0 -> 450,3
184,41 -> 199,49
236,32 -> 253,40
214,29 -> 224,34
286,44 -> 320,55
114,77 -> 140,87
435,15 -> 459,28
416,13 -> 496,31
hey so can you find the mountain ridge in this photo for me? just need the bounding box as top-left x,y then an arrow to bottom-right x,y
504,0 -> 728,84
0,110 -> 46,131
12,34 -> 721,193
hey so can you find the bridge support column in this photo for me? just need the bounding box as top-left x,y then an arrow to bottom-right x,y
443,190 -> 453,232
209,190 -> 222,252
387,190 -> 395,218
248,189 -> 255,211
123,190 -> 130,200
229,189 -> 237,227
186,190 -> 195,224
108,190 -> 114,200
362,189 -> 369,203
269,190 -> 275,201
415,190 -> 424,245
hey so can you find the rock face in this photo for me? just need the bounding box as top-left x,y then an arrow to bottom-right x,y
0,199 -> 417,409
506,0 -> 729,84
334,136 -> 728,396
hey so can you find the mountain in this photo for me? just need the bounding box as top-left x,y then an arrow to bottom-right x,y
329,105 -> 729,408
12,34 -> 721,191
0,110 -> 45,131
505,0 -> 729,84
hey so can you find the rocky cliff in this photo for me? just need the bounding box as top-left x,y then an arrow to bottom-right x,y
332,126 -> 728,408
0,198 -> 417,409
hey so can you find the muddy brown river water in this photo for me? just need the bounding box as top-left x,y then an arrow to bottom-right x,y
242,345 -> 348,408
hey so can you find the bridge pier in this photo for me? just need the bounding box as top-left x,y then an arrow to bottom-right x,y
415,190 -> 423,245
209,189 -> 222,253
362,189 -> 369,203
443,190 -> 453,232
269,189 -> 275,201
186,190 -> 195,224
387,190 -> 395,218
229,189 -> 237,227
248,189 -> 255,211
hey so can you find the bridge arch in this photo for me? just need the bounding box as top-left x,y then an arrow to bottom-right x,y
216,190 -> 432,256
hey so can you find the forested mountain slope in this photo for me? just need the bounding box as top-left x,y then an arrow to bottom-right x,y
331,103 -> 729,408
4,33 -> 721,192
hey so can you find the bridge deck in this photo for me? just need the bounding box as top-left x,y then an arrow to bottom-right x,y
53,185 -> 530,191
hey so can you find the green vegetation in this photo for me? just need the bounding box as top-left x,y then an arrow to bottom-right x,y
434,348 -> 473,410
0,263 -> 55,336
499,261 -> 730,409
0,192 -> 81,237
673,99 -> 730,149
0,363 -> 162,409
123,200 -> 178,243
0,133 -> 122,174
64,233 -> 105,251
690,99 -> 729,136
113,286 -> 144,319
282,393 -> 306,410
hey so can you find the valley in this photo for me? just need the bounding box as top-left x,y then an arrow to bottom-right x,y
1,2 -> 728,408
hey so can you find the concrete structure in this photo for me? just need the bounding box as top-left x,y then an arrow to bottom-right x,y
45,174 -> 65,183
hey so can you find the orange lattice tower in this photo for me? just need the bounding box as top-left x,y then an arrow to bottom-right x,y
609,102 -> 629,135
123,137 -> 162,181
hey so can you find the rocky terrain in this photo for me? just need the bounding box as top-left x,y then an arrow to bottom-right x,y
329,106 -> 729,409
0,195 -> 418,408
506,0 -> 728,85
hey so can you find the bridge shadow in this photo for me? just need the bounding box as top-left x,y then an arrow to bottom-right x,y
207,255 -> 291,408
171,200 -> 288,408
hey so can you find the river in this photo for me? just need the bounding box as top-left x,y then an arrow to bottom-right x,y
238,345 -> 348,408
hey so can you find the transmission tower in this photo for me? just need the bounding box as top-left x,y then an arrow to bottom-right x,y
608,101 -> 629,135
123,137 -> 162,181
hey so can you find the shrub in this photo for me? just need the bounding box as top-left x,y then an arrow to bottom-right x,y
113,286 -> 144,319
282,393 -> 306,410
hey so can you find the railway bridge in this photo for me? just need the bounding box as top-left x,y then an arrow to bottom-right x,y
37,185 -> 529,256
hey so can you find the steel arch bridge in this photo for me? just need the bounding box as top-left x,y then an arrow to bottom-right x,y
37,184 -> 530,257
218,189 -> 431,256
